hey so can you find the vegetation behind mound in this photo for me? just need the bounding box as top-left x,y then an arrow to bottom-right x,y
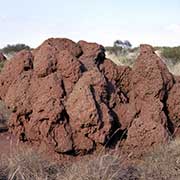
157,46 -> 180,65
105,46 -> 180,75
0,44 -> 31,55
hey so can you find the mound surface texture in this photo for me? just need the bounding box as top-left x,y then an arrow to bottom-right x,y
0,38 -> 179,158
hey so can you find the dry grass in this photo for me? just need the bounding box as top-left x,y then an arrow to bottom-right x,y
2,138 -> 180,179
139,139 -> 180,180
105,51 -> 138,67
170,62 -> 180,76
57,154 -> 140,180
0,147 -> 62,180
0,147 -> 140,180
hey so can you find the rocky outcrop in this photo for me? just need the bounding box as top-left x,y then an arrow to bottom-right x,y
0,38 -> 179,159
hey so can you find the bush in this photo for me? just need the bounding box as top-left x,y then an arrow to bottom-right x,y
161,46 -> 180,65
1,44 -> 31,55
105,46 -> 123,56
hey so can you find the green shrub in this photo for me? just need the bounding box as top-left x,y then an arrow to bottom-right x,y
161,46 -> 180,65
1,44 -> 31,55
105,46 -> 123,56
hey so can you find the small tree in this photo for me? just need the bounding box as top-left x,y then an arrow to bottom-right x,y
113,40 -> 124,48
113,40 -> 132,49
123,40 -> 132,49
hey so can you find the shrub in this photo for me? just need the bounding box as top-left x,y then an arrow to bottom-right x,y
105,46 -> 123,56
1,44 -> 31,55
161,46 -> 180,65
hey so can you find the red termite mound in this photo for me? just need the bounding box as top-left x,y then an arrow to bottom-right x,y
0,38 -> 179,158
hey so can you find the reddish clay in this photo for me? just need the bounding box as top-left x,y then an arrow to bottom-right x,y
0,39 -> 178,159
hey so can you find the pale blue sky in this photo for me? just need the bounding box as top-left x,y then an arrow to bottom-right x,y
0,0 -> 179,48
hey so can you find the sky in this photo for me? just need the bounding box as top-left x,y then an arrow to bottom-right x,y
0,0 -> 180,48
